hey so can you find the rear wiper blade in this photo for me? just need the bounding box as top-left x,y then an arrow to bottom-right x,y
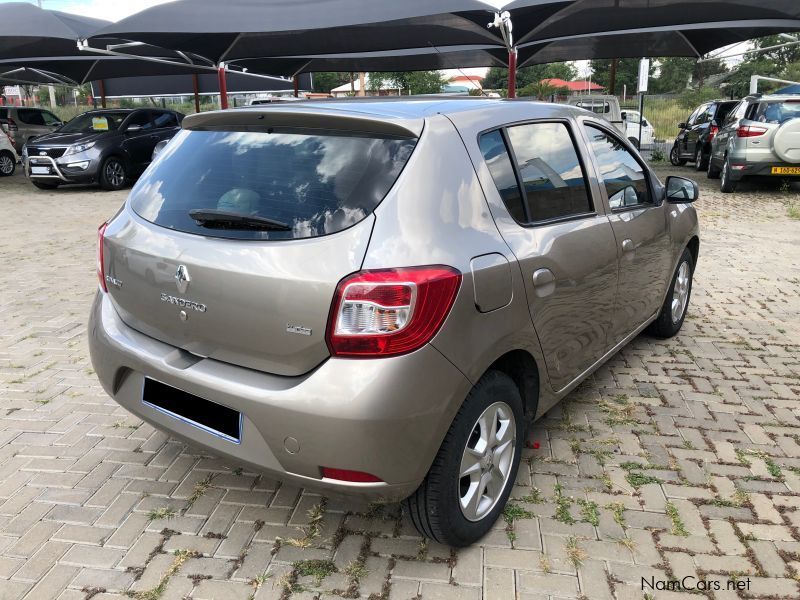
189,209 -> 291,231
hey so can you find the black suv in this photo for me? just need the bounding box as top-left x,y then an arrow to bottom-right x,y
670,100 -> 738,171
23,108 -> 184,191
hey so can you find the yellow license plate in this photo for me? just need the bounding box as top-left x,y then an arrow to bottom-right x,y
771,166 -> 800,175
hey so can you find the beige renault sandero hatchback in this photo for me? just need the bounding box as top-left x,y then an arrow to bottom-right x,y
89,98 -> 700,546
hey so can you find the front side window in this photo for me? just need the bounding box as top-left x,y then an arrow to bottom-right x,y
131,129 -> 416,241
17,109 -> 45,125
505,122 -> 592,222
584,124 -> 651,210
125,111 -> 153,130
41,111 -> 61,126
153,112 -> 178,128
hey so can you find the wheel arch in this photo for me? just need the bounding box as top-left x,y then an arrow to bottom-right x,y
686,235 -> 700,269
481,349 -> 540,427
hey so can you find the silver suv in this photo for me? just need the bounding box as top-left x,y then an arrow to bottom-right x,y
708,94 -> 800,192
89,98 -> 700,546
0,106 -> 63,153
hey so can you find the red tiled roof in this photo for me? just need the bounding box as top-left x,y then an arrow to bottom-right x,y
542,78 -> 604,91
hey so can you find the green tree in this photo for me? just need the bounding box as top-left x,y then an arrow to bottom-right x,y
368,71 -> 446,95
311,72 -> 352,94
518,80 -> 568,99
651,57 -> 728,94
483,62 -> 577,91
726,35 -> 800,97
589,58 -> 643,95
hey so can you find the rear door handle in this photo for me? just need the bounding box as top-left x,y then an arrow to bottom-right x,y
532,268 -> 556,298
622,239 -> 635,253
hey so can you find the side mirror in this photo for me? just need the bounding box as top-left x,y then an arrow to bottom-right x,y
125,124 -> 142,134
642,119 -> 649,127
678,122 -> 687,129
665,176 -> 699,203
621,111 -> 627,119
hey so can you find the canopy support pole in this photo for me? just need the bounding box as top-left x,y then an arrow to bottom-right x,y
293,76 -> 299,98
218,65 -> 228,109
192,74 -> 200,112
507,49 -> 517,99
99,79 -> 106,108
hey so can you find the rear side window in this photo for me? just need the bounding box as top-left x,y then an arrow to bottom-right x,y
0,109 -> 8,119
478,130 -> 526,222
153,112 -> 178,128
17,109 -> 45,125
753,100 -> 800,124
480,122 -> 592,224
584,124 -> 651,209
131,129 -> 416,240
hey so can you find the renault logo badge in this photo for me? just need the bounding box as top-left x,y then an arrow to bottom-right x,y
174,265 -> 190,294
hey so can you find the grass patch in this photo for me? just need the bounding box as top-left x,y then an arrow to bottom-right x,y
625,471 -> 662,489
503,503 -> 535,544
134,549 -> 195,600
665,502 -> 688,537
147,506 -> 177,521
564,536 -> 588,568
606,502 -> 626,528
787,203 -> 800,219
293,559 -> 337,586
517,487 -> 544,504
553,483 -> 575,525
577,499 -> 600,527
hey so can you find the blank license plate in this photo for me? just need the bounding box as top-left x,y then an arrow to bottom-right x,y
142,378 -> 242,443
30,166 -> 51,175
771,166 -> 800,175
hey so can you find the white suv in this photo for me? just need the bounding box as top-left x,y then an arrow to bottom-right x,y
0,122 -> 18,176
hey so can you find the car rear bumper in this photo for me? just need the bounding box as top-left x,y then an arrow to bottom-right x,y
728,160 -> 800,181
88,291 -> 472,501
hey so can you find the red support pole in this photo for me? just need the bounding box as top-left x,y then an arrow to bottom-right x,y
99,79 -> 107,108
293,75 -> 299,98
507,49 -> 517,99
217,66 -> 228,109
192,74 -> 200,113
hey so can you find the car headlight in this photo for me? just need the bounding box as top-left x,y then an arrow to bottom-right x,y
64,141 -> 96,156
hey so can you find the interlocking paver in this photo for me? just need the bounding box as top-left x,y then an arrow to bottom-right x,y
1,166 -> 799,598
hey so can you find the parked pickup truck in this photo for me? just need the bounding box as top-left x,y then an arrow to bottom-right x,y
567,95 -> 654,149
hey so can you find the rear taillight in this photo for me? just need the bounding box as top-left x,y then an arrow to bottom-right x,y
326,266 -> 461,357
97,222 -> 108,292
708,124 -> 719,141
737,125 -> 767,138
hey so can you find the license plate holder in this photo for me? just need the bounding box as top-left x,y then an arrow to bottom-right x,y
31,166 -> 51,175
771,166 -> 800,175
142,378 -> 242,443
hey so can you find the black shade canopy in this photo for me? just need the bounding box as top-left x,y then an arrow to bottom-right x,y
507,0 -> 800,46
517,23 -> 800,66
86,0 -> 506,64
233,45 -> 508,76
0,56 -> 217,86
0,2 -> 109,59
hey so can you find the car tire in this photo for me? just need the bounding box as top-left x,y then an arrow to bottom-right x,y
720,157 -> 737,193
647,248 -> 694,339
32,180 -> 59,190
669,145 -> 687,166
694,146 -> 707,171
0,150 -> 15,176
403,370 -> 524,547
707,156 -> 721,179
627,137 -> 640,150
99,157 -> 127,191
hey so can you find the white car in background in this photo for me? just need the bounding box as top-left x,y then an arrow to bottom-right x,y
0,120 -> 19,176
621,109 -> 655,149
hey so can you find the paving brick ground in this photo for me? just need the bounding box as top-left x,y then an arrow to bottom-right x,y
0,165 -> 799,600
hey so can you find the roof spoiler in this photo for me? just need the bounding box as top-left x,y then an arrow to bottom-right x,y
183,107 -> 422,139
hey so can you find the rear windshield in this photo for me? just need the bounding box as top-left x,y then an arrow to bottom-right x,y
753,100 -> 800,124
130,129 -> 416,240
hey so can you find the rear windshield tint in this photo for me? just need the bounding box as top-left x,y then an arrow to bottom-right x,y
130,129 -> 416,240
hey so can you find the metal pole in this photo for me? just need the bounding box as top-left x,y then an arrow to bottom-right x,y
637,92 -> 644,149
609,59 -> 617,96
217,66 -> 228,109
99,79 -> 106,108
192,74 -> 200,112
507,49 -> 517,99
293,76 -> 299,98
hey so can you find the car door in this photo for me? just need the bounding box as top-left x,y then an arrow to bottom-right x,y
580,121 -> 672,344
688,104 -> 713,157
679,106 -> 702,156
712,101 -> 746,163
478,121 -> 619,392
121,110 -> 157,172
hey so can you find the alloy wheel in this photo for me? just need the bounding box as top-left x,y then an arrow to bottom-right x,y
458,401 -> 516,522
671,261 -> 691,323
0,154 -> 13,175
105,160 -> 125,188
